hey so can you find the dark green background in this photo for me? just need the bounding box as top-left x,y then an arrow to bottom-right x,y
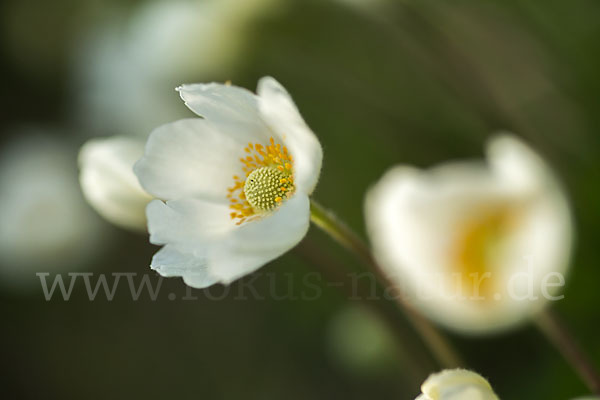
1,0 -> 599,398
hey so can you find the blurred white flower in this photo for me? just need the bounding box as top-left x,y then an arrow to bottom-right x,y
365,135 -> 572,334
416,369 -> 499,400
79,136 -> 153,231
134,77 -> 322,287
0,133 -> 104,290
72,0 -> 281,138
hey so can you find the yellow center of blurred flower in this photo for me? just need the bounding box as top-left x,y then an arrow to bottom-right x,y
453,206 -> 515,300
227,137 -> 294,225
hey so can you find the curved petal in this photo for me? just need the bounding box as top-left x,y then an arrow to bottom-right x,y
418,369 -> 499,400
366,166 -> 458,312
257,77 -> 323,195
488,134 -> 573,313
151,245 -> 217,289
488,134 -> 554,194
146,198 -> 235,246
177,82 -> 271,143
206,193 -> 311,284
146,194 -> 310,287
79,136 -> 152,231
134,118 -> 247,201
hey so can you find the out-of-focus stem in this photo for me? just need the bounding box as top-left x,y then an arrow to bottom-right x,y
297,238 -> 431,386
309,199 -> 463,369
536,309 -> 600,394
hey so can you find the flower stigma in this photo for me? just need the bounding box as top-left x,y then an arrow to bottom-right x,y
452,205 -> 518,300
227,138 -> 294,225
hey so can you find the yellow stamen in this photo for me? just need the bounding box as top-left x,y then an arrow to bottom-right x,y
227,137 -> 295,224
453,206 -> 517,300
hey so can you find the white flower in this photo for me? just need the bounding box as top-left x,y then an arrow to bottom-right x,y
416,369 -> 499,400
79,136 -> 153,231
0,132 -> 105,290
134,77 -> 322,287
417,370 -> 595,400
72,0 -> 281,138
365,135 -> 572,334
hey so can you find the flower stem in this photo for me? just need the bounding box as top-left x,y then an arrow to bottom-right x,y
535,309 -> 600,394
309,199 -> 463,369
297,238 -> 433,385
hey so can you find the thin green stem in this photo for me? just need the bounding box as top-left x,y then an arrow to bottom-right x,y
309,199 -> 463,369
535,309 -> 600,394
297,239 -> 432,386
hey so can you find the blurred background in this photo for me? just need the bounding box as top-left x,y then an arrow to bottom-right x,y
1,0 -> 599,398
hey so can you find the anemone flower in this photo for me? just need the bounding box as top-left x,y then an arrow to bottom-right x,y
134,77 -> 322,287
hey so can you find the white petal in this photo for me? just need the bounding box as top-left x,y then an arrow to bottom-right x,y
151,245 -> 217,289
79,136 -> 152,231
146,193 -> 310,287
488,134 -> 573,318
206,194 -> 311,283
419,369 -> 499,400
257,76 -> 323,195
134,118 -> 246,201
177,82 -> 271,143
488,134 -> 557,194
146,198 -> 234,247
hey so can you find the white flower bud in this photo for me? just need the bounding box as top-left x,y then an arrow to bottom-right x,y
79,136 -> 152,231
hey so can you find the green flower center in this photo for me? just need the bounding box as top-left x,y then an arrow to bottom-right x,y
228,138 -> 294,224
243,166 -> 294,212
